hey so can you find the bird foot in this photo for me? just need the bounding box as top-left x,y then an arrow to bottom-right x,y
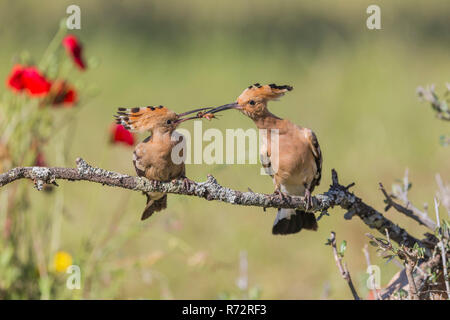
182,176 -> 195,191
304,188 -> 313,210
274,189 -> 289,202
151,180 -> 161,188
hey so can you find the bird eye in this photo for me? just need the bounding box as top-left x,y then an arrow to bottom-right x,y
166,120 -> 172,124
249,100 -> 256,106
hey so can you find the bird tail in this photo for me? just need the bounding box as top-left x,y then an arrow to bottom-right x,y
141,194 -> 167,220
272,208 -> 318,235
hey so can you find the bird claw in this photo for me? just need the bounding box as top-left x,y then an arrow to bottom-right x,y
304,188 -> 313,210
151,180 -> 161,188
182,176 -> 195,191
274,189 -> 289,202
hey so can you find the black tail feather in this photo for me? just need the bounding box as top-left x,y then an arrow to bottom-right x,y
272,209 -> 317,235
141,194 -> 167,220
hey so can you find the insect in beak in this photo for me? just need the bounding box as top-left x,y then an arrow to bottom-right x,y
175,107 -> 214,124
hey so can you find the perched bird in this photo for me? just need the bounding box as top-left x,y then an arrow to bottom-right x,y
114,105 -> 210,220
207,83 -> 322,235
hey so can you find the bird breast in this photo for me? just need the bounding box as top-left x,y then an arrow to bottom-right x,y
261,124 -> 317,194
133,134 -> 185,181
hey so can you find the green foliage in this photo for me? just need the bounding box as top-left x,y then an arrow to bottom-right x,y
339,240 -> 347,258
393,289 -> 408,299
412,243 -> 425,259
0,22 -> 100,299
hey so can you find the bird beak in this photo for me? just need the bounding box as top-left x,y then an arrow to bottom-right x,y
175,107 -> 213,124
207,102 -> 240,115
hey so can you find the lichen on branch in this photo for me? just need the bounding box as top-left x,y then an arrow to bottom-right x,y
0,157 -> 429,252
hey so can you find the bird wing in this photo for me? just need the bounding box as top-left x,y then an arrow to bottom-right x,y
133,134 -> 186,181
304,129 -> 322,192
133,142 -> 149,177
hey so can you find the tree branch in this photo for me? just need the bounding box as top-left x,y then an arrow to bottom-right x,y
434,198 -> 450,299
417,83 -> 450,121
379,182 -> 437,231
366,232 -> 420,300
329,232 -> 360,300
0,158 -> 427,251
380,253 -> 443,300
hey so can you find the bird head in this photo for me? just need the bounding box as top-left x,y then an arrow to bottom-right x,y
207,83 -> 293,120
115,105 -> 211,133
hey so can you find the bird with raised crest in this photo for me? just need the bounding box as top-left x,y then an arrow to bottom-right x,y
114,105 -> 210,220
206,83 -> 323,235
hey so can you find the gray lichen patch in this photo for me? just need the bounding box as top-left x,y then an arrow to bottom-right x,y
34,179 -> 44,191
221,188 -> 238,204
76,158 -> 128,180
31,167 -> 51,180
134,177 -> 149,191
133,177 -> 180,194
30,167 -> 55,191
8,168 -> 20,178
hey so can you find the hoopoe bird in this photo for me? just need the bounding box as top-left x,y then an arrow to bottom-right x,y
207,83 -> 323,235
114,105 -> 210,220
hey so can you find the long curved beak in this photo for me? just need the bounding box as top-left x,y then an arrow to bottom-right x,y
175,107 -> 213,124
207,102 -> 240,115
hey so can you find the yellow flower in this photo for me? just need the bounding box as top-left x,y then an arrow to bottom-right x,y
53,251 -> 73,272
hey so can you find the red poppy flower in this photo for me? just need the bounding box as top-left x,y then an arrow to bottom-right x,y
22,67 -> 52,96
110,124 -> 135,146
6,64 -> 51,96
6,64 -> 26,91
50,80 -> 78,107
62,35 -> 86,70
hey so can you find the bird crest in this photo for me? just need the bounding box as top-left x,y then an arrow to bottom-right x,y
238,83 -> 293,103
115,106 -> 176,132
114,105 -> 211,132
203,83 -> 294,119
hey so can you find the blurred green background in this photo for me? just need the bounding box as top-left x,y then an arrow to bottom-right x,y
0,0 -> 449,299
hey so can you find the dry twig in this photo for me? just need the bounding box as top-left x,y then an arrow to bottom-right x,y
417,84 -> 450,121
328,232 -> 360,300
434,198 -> 450,299
366,231 -> 421,300
380,181 -> 436,231
380,253 -> 442,300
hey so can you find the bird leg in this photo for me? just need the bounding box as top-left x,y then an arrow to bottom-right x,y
181,176 -> 196,191
151,180 -> 161,189
304,187 -> 313,210
274,187 -> 289,202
